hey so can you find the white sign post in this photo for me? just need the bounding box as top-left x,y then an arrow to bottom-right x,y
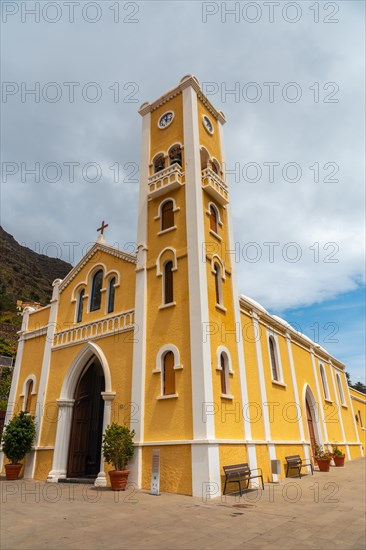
150,449 -> 160,495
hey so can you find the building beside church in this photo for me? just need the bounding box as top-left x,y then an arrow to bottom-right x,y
1,76 -> 364,496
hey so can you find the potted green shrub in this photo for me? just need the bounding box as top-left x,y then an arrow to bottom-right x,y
332,445 -> 345,467
102,423 -> 135,491
314,444 -> 332,472
2,411 -> 36,480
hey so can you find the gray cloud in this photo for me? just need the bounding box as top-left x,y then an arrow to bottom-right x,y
1,0 -> 364,312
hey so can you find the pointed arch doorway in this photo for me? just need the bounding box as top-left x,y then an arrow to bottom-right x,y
67,359 -> 105,478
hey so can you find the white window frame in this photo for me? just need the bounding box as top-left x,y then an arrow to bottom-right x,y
336,372 -> 346,405
267,330 -> 285,385
319,363 -> 330,400
152,344 -> 182,399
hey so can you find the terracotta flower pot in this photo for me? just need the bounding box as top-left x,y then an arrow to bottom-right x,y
109,469 -> 130,491
5,463 -> 22,480
333,455 -> 345,467
316,458 -> 331,472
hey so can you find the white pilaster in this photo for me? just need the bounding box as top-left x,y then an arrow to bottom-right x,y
285,334 -> 309,461
47,399 -> 74,482
95,391 -> 116,487
0,307 -> 33,472
27,279 -> 62,478
130,110 -> 151,488
252,315 -> 272,442
183,83 -> 215,441
218,121 -> 253,454
182,82 -> 219,496
329,364 -> 351,460
345,383 -> 363,456
309,348 -> 329,446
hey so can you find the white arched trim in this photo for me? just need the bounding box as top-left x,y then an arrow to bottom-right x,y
303,383 -> 323,446
200,145 -> 211,157
336,372 -> 346,405
60,342 -> 112,399
206,201 -> 223,226
216,346 -> 234,373
154,197 -> 180,220
151,150 -> 167,167
168,142 -> 184,153
20,374 -> 37,397
266,329 -> 284,384
48,342 -> 115,487
105,269 -> 120,287
71,282 -> 87,303
211,255 -> 226,280
212,157 -> 222,173
319,363 -> 330,400
156,247 -> 178,276
71,263 -> 107,302
153,344 -> 183,373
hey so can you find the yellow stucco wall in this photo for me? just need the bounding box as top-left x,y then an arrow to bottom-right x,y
56,250 -> 136,332
34,450 -> 53,480
197,101 -> 222,165
350,388 -> 366,451
142,445 -> 192,495
259,327 -> 301,442
27,306 -> 51,331
150,94 -> 184,166
39,332 -> 134,449
240,312 -> 266,441
15,335 -> 46,416
219,444 -> 248,490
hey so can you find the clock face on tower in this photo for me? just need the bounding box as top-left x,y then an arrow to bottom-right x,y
158,111 -> 174,129
202,115 -> 214,134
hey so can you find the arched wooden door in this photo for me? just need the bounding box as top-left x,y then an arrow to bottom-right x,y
67,361 -> 105,478
306,399 -> 317,458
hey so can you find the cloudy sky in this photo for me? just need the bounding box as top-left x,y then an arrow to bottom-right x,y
1,1 -> 365,382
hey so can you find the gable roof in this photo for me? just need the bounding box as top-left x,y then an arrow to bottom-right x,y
59,242 -> 136,293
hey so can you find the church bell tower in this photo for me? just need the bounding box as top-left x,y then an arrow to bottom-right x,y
131,76 -> 250,496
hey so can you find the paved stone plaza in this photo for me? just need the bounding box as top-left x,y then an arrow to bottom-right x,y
1,458 -> 365,550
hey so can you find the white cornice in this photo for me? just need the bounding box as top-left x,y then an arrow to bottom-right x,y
138,75 -> 226,124
59,242 -> 136,294
238,294 -> 346,371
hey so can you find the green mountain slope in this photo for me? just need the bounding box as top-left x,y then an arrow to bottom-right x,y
0,226 -> 72,312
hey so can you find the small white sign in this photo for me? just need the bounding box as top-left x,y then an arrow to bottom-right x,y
150,449 -> 160,496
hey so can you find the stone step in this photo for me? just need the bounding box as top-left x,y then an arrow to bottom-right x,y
58,477 -> 96,484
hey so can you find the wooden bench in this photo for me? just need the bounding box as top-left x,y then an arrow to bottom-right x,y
223,463 -> 264,496
285,455 -> 314,478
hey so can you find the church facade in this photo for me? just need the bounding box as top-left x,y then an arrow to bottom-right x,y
2,76 -> 364,496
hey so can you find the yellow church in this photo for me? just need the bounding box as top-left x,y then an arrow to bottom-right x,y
2,76 -> 365,496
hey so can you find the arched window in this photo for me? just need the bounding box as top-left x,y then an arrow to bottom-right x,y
90,269 -> 103,311
220,352 -> 229,395
210,204 -> 218,233
212,159 -> 220,175
161,200 -> 174,231
336,373 -> 345,404
213,262 -> 222,305
168,145 -> 182,167
107,277 -> 116,314
24,380 -> 33,413
76,289 -> 85,323
163,351 -> 175,395
200,147 -> 210,171
163,261 -> 174,304
154,154 -> 165,173
320,364 -> 330,400
269,336 -> 279,381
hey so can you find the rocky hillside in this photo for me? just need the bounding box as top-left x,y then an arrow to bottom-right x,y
0,226 -> 72,312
